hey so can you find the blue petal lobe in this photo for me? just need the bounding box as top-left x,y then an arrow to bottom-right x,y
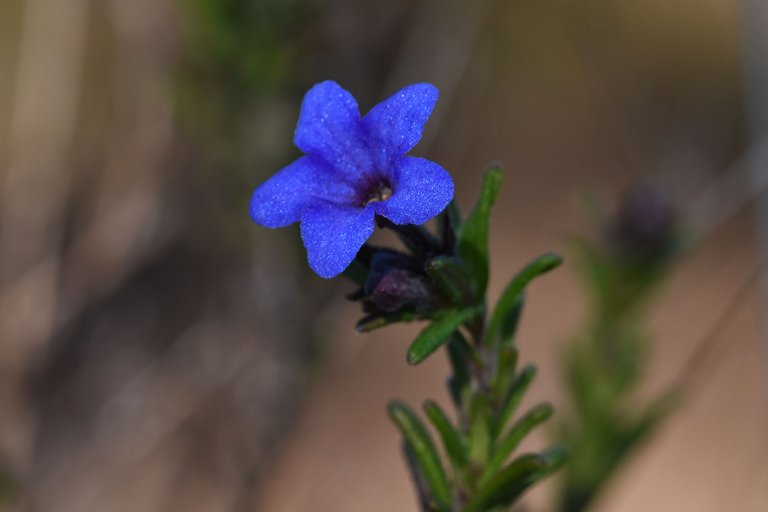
300,203 -> 376,278
374,156 -> 454,225
294,80 -> 373,181
363,83 -> 438,166
250,156 -> 354,228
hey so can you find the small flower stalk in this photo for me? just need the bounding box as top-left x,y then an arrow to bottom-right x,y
250,81 -> 566,511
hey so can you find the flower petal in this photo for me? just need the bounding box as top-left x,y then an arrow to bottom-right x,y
363,83 -> 438,166
374,156 -> 454,225
250,156 -> 355,228
300,203 -> 376,278
294,80 -> 373,181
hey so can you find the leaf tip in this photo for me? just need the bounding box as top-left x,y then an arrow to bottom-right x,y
387,400 -> 408,420
406,348 -> 424,366
539,252 -> 564,271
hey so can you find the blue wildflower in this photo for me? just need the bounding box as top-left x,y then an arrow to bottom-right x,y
250,80 -> 454,278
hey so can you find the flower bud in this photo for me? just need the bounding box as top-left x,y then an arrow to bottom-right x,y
369,268 -> 435,313
607,184 -> 679,266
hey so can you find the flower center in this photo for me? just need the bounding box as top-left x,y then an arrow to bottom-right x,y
360,177 -> 393,206
365,185 -> 392,205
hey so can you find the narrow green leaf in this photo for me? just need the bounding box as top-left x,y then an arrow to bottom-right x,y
479,403 -> 553,487
424,400 -> 468,471
402,441 -> 438,511
488,252 -> 563,344
468,394 -> 492,468
389,402 -> 453,509
494,365 -> 537,437
463,454 -> 547,512
425,256 -> 473,307
492,345 -> 519,398
407,307 -> 482,365
496,293 -> 525,345
438,199 -> 461,253
446,334 -> 472,411
356,310 -> 420,333
538,444 -> 569,477
457,165 -> 503,298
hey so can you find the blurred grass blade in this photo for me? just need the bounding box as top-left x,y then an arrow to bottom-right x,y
407,307 -> 482,365
479,403 -> 553,487
463,454 -> 547,512
0,469 -> 17,507
457,165 -> 503,298
424,400 -> 468,471
389,402 -> 453,509
488,252 -> 562,344
494,365 -> 537,437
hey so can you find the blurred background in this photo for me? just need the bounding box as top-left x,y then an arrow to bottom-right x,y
0,0 -> 766,511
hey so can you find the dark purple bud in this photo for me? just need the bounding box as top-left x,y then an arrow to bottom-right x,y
370,269 -> 435,313
364,250 -> 417,294
607,184 -> 679,264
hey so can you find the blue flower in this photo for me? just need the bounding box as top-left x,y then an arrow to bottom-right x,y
250,80 -> 454,278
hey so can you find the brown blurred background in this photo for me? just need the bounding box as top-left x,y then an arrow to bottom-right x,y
0,0 -> 766,511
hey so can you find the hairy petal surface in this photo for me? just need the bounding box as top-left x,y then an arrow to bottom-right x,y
374,156 -> 454,225
294,80 -> 373,182
363,83 -> 438,167
250,157 -> 355,228
301,203 -> 376,278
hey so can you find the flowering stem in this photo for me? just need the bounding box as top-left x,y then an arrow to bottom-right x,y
347,169 -> 566,511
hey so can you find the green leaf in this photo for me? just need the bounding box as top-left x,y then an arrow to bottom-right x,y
496,293 -> 525,345
468,394 -> 492,468
389,402 -> 453,509
438,199 -> 461,252
356,310 -> 420,333
446,334 -> 472,410
407,307 -> 482,365
402,441 -> 435,511
424,400 -> 468,471
494,365 -> 537,437
425,256 -> 473,307
457,165 -> 503,298
463,454 -> 548,512
492,345 -> 519,398
479,403 -> 553,487
488,252 -> 562,344
538,444 -> 569,477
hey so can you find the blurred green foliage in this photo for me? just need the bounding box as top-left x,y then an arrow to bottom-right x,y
556,186 -> 682,512
174,0 -> 317,248
0,468 -> 16,508
177,0 -> 311,129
